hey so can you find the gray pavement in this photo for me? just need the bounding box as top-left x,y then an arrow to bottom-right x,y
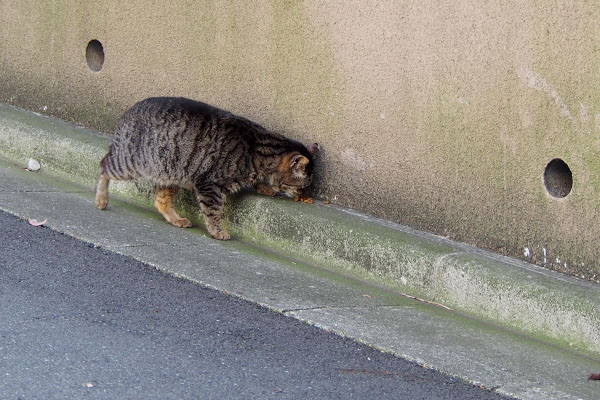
2,102 -> 600,359
0,209 -> 512,400
1,102 -> 600,399
1,155 -> 600,399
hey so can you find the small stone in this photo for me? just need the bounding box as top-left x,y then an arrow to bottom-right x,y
27,158 -> 41,171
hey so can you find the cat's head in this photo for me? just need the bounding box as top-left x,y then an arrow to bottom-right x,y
268,143 -> 319,198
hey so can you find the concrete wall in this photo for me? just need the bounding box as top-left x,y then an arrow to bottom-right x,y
1,1 -> 599,281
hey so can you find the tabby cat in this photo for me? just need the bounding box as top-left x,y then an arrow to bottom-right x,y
95,97 -> 318,240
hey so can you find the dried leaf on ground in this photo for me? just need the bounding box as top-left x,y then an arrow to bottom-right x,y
28,217 -> 47,226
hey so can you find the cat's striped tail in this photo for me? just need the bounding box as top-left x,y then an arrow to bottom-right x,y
95,148 -> 138,210
95,153 -> 113,210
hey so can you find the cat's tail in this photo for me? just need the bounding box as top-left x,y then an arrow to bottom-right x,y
95,148 -> 131,209
95,146 -> 142,210
95,153 -> 112,210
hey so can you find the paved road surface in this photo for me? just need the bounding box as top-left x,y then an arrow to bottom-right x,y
0,210 -> 512,399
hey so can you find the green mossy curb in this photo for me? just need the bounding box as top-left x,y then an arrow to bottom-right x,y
1,102 -> 599,355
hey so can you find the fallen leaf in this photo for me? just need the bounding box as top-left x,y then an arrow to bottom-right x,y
28,217 -> 47,226
323,201 -> 330,204
589,372 -> 600,381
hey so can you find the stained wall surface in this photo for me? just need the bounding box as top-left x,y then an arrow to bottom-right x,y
1,1 -> 599,280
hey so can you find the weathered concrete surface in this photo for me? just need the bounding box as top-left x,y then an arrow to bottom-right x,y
1,142 -> 600,400
1,2 -> 599,280
2,102 -> 600,362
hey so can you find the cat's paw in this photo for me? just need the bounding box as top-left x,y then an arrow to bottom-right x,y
95,195 -> 108,210
171,218 -> 192,228
255,183 -> 276,197
211,230 -> 231,240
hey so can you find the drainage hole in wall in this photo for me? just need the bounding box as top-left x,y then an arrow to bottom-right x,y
543,158 -> 572,198
86,40 -> 104,72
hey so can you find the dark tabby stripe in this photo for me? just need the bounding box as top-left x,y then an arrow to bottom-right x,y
95,97 -> 319,240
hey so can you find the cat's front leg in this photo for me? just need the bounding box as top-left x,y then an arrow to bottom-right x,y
255,183 -> 276,197
194,183 -> 230,240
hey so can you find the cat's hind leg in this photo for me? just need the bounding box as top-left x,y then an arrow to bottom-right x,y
154,186 -> 192,228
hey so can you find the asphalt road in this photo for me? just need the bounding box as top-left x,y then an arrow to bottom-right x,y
0,210 -> 513,400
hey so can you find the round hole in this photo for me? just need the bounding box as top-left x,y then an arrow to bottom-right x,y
86,40 -> 104,72
543,158 -> 572,198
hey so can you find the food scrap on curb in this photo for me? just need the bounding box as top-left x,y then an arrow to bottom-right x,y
294,196 -> 313,204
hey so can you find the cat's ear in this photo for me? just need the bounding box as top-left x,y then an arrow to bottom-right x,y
307,143 -> 319,155
290,154 -> 309,174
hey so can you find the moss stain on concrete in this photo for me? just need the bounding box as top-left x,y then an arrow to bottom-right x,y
269,1 -> 343,137
4,3 -> 600,354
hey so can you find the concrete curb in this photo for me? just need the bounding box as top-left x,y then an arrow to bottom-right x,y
1,102 -> 600,356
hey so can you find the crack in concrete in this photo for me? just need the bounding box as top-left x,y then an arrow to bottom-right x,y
281,306 -> 328,313
109,242 -> 212,249
282,304 -> 411,314
0,189 -> 88,194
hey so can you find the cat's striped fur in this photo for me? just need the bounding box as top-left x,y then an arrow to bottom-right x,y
95,97 -> 318,240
